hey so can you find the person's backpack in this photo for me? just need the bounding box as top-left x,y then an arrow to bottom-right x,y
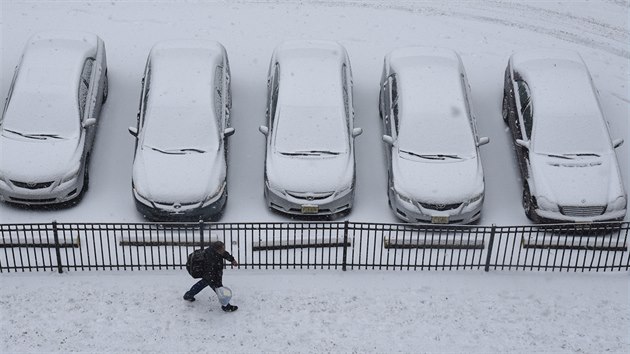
186,248 -> 208,278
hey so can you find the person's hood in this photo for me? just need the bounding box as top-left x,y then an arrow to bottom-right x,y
132,147 -> 225,204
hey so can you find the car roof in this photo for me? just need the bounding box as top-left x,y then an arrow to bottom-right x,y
14,31 -> 98,97
510,49 -> 603,121
147,40 -> 225,109
273,40 -> 348,107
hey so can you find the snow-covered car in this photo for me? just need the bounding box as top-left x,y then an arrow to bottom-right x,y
379,47 -> 489,224
129,40 -> 235,221
502,49 -> 626,223
259,40 -> 363,217
0,31 -> 108,206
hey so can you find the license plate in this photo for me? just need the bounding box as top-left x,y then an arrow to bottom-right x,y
301,205 -> 319,214
431,216 -> 449,224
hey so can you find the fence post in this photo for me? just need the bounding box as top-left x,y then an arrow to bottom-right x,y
52,221 -> 64,274
342,220 -> 349,271
199,220 -> 204,248
484,224 -> 496,272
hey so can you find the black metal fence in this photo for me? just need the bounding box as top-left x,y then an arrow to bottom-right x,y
1,221 -> 628,273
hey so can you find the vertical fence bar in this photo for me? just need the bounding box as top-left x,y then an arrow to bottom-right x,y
342,221 -> 349,271
484,224 -> 496,272
52,221 -> 64,274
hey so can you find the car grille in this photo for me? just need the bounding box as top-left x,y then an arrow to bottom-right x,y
10,180 -> 54,189
10,196 -> 57,203
419,202 -> 462,211
559,205 -> 606,217
286,191 -> 334,201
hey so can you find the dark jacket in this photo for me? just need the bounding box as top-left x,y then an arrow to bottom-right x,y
202,246 -> 235,287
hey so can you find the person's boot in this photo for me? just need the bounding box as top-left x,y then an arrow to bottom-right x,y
183,292 -> 195,302
221,303 -> 238,312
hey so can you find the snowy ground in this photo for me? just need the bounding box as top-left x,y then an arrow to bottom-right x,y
2,270 -> 629,353
1,1 -> 629,353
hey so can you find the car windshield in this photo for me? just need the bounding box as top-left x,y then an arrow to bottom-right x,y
274,105 -> 348,155
533,114 -> 611,156
1,91 -> 80,140
142,106 -> 219,153
397,114 -> 476,159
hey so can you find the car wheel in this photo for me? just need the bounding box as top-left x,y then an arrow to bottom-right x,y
501,92 -> 509,123
102,72 -> 109,103
522,185 -> 539,222
82,164 -> 90,193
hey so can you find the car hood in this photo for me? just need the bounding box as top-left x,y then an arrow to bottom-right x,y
132,147 -> 225,204
530,153 -> 624,205
392,154 -> 484,203
0,134 -> 81,181
266,152 -> 353,193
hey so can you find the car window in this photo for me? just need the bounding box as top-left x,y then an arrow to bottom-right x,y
270,63 -> 280,123
390,74 -> 399,135
342,64 -> 350,122
78,58 -> 94,120
141,66 -> 152,126
517,80 -> 533,139
214,66 -> 224,124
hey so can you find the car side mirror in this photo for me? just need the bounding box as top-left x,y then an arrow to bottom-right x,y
224,127 -> 235,137
259,125 -> 269,136
128,126 -> 138,137
352,127 -> 363,138
515,139 -> 530,149
613,138 -> 624,149
382,135 -> 394,146
82,118 -> 96,128
477,137 -> 490,147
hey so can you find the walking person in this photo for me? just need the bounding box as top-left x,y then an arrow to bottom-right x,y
184,241 -> 239,312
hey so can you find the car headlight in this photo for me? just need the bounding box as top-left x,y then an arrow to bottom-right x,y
133,187 -> 154,207
202,182 -> 226,207
334,184 -> 353,198
395,191 -> 413,204
465,193 -> 483,206
60,165 -> 81,183
266,180 -> 286,196
609,195 -> 627,211
536,195 -> 558,212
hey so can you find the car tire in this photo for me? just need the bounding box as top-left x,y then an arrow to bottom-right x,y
522,185 -> 539,222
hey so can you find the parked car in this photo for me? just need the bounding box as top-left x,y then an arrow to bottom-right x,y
259,40 -> 363,217
0,31 -> 108,206
129,40 -> 234,221
502,49 -> 626,223
379,47 -> 489,224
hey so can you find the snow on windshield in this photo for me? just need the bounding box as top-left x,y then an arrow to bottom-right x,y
142,106 -> 219,152
396,67 -> 476,157
273,105 -> 348,154
525,61 -> 612,155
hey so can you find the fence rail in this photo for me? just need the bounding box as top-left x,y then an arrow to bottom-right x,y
1,221 -> 628,273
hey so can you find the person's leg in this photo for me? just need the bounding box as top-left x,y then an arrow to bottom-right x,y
183,279 -> 209,301
210,277 -> 238,312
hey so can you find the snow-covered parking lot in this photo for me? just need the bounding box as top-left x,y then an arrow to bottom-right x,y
1,0 -> 629,352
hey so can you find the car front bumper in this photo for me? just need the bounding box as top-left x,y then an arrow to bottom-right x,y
264,183 -> 354,217
133,190 -> 228,222
389,196 -> 483,225
0,178 -> 84,205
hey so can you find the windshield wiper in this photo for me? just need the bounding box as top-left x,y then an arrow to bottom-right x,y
573,153 -> 600,157
148,146 -> 185,155
546,154 -> 573,160
29,133 -> 62,139
4,129 -> 47,140
177,148 -> 206,154
400,150 -> 461,160
280,150 -> 340,156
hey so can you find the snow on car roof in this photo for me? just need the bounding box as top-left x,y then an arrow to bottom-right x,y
388,47 -> 476,156
274,40 -> 347,107
2,31 -> 98,138
511,50 -> 612,154
142,40 -> 225,151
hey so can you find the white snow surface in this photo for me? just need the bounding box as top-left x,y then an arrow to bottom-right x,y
1,0 -> 630,352
2,270 -> 629,353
